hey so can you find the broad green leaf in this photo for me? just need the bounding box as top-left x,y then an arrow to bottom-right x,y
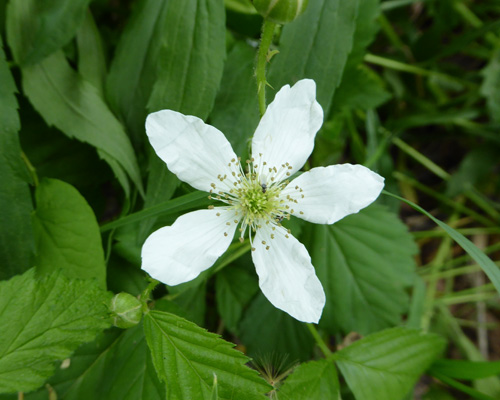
106,0 -> 168,142
32,178 -> 106,287
384,191 -> 500,296
239,293 -> 314,361
0,269 -> 111,394
278,360 -> 341,400
107,0 -> 225,141
143,310 -> 271,400
308,205 -> 417,335
20,50 -> 143,197
215,265 -> 259,333
268,0 -> 359,114
211,41 -> 259,156
481,50 -> 500,124
76,10 -> 107,95
0,36 -> 34,280
147,0 -> 226,117
20,326 -> 164,400
6,0 -> 91,65
334,328 -> 446,400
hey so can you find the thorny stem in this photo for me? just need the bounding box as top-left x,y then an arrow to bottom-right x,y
256,20 -> 277,117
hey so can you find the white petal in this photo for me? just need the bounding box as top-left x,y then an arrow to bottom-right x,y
146,110 -> 238,193
141,209 -> 239,285
282,164 -> 385,225
252,79 -> 323,182
251,225 -> 325,323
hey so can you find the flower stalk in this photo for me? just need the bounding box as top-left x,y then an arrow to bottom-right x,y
256,20 -> 277,116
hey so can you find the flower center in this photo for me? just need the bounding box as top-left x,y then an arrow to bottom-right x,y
208,155 -> 303,248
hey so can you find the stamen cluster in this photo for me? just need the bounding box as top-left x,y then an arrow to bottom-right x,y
207,154 -> 304,249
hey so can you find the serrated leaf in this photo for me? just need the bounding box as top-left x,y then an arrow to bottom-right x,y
215,265 -> 259,333
143,310 -> 271,400
239,293 -> 314,361
0,36 -> 34,280
0,269 -> 111,394
211,41 -> 259,156
334,328 -> 446,400
6,0 -> 91,65
308,205 -> 417,335
147,0 -> 226,118
22,326 -> 164,400
278,360 -> 341,400
268,0 -> 360,114
19,50 -> 143,197
32,178 -> 106,287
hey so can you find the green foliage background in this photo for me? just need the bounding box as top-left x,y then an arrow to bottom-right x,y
1,0 -> 500,399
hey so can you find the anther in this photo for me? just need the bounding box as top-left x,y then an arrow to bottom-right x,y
208,205 -> 214,209
224,232 -> 228,237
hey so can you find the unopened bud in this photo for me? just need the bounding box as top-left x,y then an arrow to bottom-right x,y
252,0 -> 309,24
109,292 -> 142,329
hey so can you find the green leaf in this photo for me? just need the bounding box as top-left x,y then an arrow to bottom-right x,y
101,190 -> 211,232
143,310 -> 271,400
211,41 -> 260,156
20,50 -> 143,197
169,281 -> 207,326
0,36 -> 34,280
239,293 -> 314,361
278,360 -> 341,400
147,0 -> 226,118
215,265 -> 259,333
76,10 -> 107,95
26,326 -> 164,400
106,0 -> 168,142
0,269 -> 111,394
481,50 -> 500,123
383,191 -> 500,296
430,359 -> 500,381
32,178 -> 106,288
307,205 -> 417,335
268,0 -> 360,114
334,328 -> 446,400
6,0 -> 91,65
346,0 -> 380,66
331,64 -> 390,112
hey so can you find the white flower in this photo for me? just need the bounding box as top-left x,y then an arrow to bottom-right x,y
141,79 -> 384,323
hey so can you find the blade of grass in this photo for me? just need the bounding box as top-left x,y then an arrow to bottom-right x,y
383,191 -> 500,295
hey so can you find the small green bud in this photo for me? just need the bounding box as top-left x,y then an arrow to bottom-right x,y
109,292 -> 143,329
252,0 -> 309,24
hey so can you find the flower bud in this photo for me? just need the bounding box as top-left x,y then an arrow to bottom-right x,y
252,0 -> 309,24
109,292 -> 142,329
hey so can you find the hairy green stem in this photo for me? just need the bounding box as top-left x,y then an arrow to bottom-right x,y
306,323 -> 332,357
256,20 -> 276,116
